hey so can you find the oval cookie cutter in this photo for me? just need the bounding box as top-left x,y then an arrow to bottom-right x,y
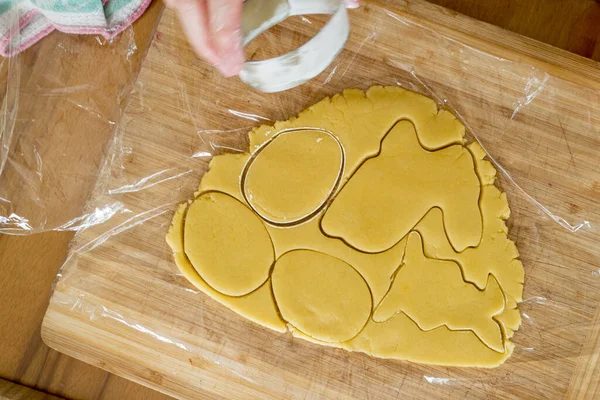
239,0 -> 350,93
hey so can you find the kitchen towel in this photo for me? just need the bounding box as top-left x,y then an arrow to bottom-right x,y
0,0 -> 152,56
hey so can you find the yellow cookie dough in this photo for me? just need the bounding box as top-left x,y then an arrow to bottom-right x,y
343,312 -> 513,368
184,192 -> 274,296
414,143 -> 525,301
166,203 -> 285,332
321,120 -> 481,253
243,129 -> 343,224
272,250 -> 372,342
167,86 -> 524,368
198,149 -> 407,306
374,232 -> 505,352
248,87 -> 465,175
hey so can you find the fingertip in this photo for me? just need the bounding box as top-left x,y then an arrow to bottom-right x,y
217,64 -> 243,78
216,51 -> 245,77
345,0 -> 360,9
215,28 -> 245,77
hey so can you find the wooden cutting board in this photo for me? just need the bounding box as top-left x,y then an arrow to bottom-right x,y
42,1 -> 600,399
0,379 -> 63,400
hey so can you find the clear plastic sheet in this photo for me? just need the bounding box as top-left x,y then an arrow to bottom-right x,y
0,8 -> 148,233
34,2 -> 600,399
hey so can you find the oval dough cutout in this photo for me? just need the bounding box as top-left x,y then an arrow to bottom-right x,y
243,129 -> 343,224
184,192 -> 274,296
272,250 -> 372,342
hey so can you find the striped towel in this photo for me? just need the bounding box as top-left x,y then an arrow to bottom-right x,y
0,0 -> 152,56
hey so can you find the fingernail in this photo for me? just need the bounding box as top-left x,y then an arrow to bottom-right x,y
346,0 -> 360,8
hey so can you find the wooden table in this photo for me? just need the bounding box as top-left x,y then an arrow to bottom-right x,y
1,1 -> 599,398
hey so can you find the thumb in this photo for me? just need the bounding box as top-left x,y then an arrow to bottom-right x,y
208,0 -> 245,77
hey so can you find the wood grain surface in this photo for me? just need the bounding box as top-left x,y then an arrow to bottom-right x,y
0,1 -> 170,399
41,0 -> 600,399
2,1 -> 600,399
0,378 -> 63,399
429,0 -> 600,62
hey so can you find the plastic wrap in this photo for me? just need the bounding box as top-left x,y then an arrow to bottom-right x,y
0,8 -> 149,233
28,2 -> 600,398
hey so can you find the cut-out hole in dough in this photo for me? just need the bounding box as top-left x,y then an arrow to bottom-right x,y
241,127 -> 345,226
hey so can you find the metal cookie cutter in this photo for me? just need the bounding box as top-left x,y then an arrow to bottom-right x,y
240,0 -> 349,93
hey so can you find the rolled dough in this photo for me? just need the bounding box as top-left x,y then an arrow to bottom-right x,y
272,250 -> 372,343
373,231 -> 505,353
184,192 -> 274,296
243,128 -> 343,224
321,119 -> 482,253
166,86 -> 524,367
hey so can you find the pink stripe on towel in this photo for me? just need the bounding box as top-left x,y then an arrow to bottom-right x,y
1,0 -> 153,56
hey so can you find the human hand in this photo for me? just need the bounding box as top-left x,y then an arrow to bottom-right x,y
165,0 -> 359,77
